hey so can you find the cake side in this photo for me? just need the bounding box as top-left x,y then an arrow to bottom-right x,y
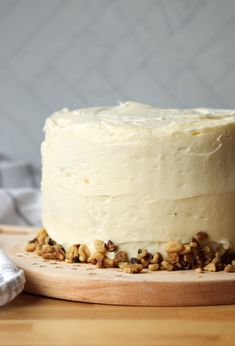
41,102 -> 235,257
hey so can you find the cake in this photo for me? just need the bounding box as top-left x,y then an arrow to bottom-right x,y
25,102 -> 235,273
40,101 -> 235,263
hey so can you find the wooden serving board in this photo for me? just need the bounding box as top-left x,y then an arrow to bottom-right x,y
1,225 -> 235,306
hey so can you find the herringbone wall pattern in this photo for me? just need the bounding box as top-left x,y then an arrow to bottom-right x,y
1,0 -> 235,165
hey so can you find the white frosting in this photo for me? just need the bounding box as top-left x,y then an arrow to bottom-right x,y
41,102 -> 235,256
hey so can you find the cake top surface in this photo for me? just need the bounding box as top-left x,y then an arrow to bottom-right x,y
46,101 -> 235,134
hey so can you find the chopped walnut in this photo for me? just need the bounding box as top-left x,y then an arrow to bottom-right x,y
167,252 -> 180,264
140,257 -> 150,268
196,231 -> 208,242
189,239 -> 199,249
148,263 -> 159,271
65,245 -> 79,263
203,262 -> 216,272
78,244 -> 90,262
106,240 -> 117,252
166,240 -> 183,253
183,253 -> 193,263
25,228 -> 235,275
25,242 -> 37,252
150,252 -> 162,264
96,258 -> 105,268
121,263 -> 143,274
195,267 -> 203,273
180,244 -> 191,255
88,252 -> 105,264
224,264 -> 235,272
94,240 -> 106,254
211,254 -> 221,265
42,244 -> 54,253
42,253 -> 57,260
35,244 -> 43,256
54,244 -> 66,261
103,256 -> 115,268
37,229 -> 48,245
161,261 -> 174,271
137,249 -> 148,259
114,251 -> 127,263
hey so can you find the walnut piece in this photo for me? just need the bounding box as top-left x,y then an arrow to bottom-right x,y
120,263 -> 143,274
114,251 -> 127,263
224,264 -> 235,272
78,244 -> 90,262
94,240 -> 106,254
203,262 -> 216,272
150,252 -> 162,264
148,263 -> 159,271
161,261 -> 174,271
166,240 -> 183,253
106,240 -> 117,252
26,228 -> 235,275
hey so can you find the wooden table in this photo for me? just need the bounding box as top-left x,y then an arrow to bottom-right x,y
0,293 -> 235,346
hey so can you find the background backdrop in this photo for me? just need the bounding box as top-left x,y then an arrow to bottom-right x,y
1,0 -> 235,166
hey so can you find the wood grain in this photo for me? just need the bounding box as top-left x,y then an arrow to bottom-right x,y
0,293 -> 235,346
1,225 -> 235,307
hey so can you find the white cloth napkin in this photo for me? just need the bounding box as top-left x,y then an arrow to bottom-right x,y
0,250 -> 25,306
0,154 -> 41,306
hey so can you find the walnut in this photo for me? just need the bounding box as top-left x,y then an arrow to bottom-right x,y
94,240 -> 106,254
106,240 -> 117,252
66,245 -> 79,263
78,244 -> 90,262
35,244 -> 43,256
137,249 -> 148,259
224,264 -> 235,272
114,251 -> 127,264
148,263 -> 159,271
96,258 -> 105,268
167,252 -> 180,264
42,253 -> 57,260
203,262 -> 216,272
189,239 -> 199,249
180,244 -> 191,255
88,252 -> 105,264
150,252 -> 162,264
183,253 -> 193,264
37,229 -> 48,245
211,254 -> 221,265
121,263 -> 143,274
25,242 -> 37,252
160,261 -> 174,271
54,244 -> 66,261
103,256 -> 115,268
166,240 -> 183,253
196,231 -> 208,242
42,244 -> 54,253
140,257 -> 150,268
202,245 -> 213,257
195,267 -> 203,273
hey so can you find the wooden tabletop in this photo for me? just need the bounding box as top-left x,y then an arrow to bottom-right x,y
0,293 -> 235,346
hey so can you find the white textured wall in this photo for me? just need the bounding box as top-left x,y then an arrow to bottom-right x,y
1,0 -> 235,165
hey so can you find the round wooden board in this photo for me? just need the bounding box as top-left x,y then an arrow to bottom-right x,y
1,225 -> 235,306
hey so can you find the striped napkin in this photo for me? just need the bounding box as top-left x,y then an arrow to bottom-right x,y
0,154 -> 41,306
